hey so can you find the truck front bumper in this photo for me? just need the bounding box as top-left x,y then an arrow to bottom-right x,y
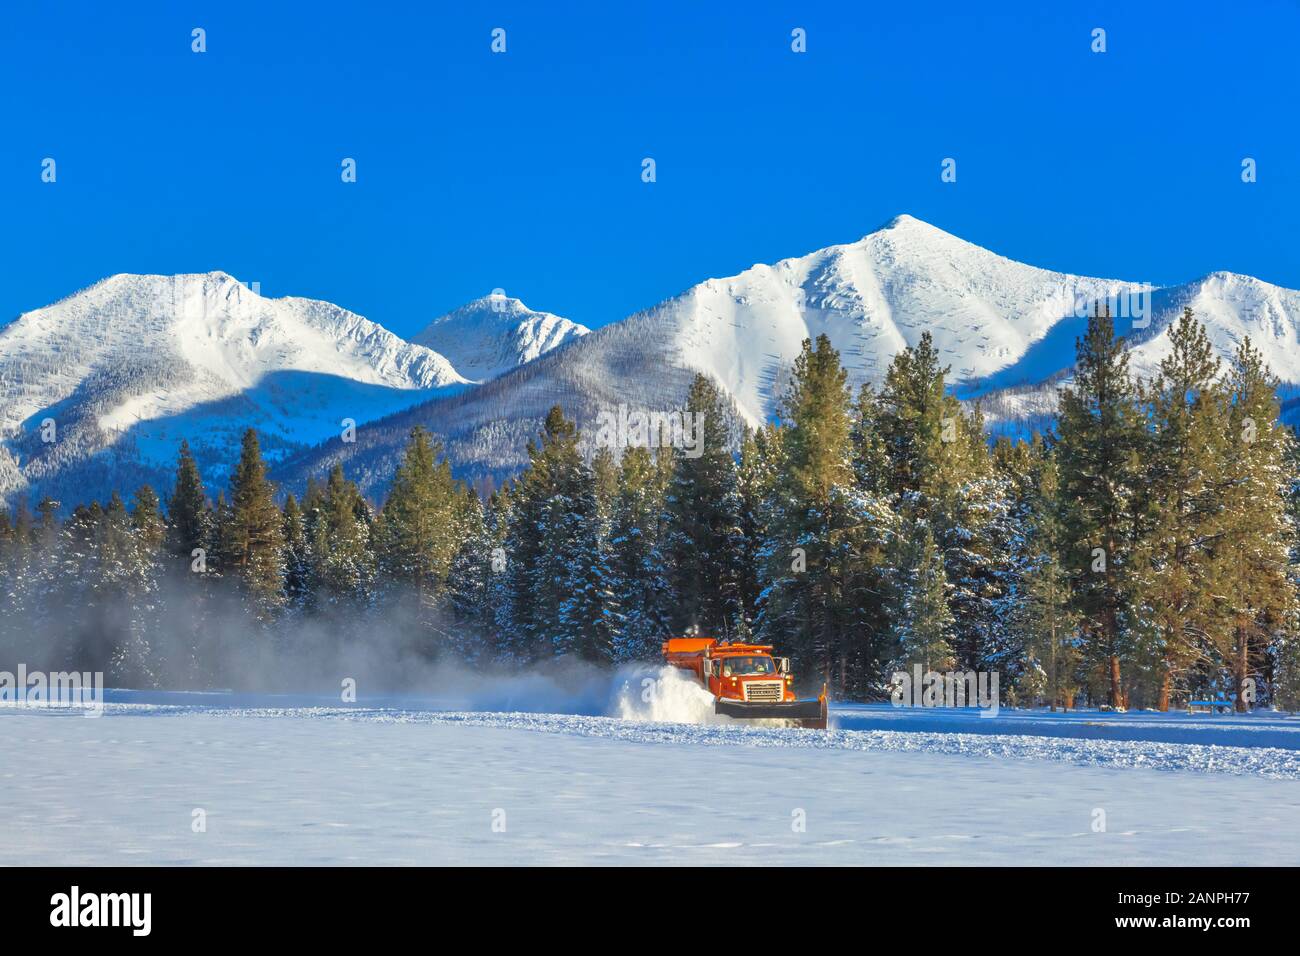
714,696 -> 827,728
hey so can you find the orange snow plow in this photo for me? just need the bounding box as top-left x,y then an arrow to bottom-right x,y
663,634 -> 828,729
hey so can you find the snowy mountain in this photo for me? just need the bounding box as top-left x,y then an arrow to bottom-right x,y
1126,272 -> 1300,382
611,213 -> 1150,426
0,272 -> 469,507
272,215 -> 1155,495
973,270 -> 1300,437
412,294 -> 589,382
11,217 -> 1300,506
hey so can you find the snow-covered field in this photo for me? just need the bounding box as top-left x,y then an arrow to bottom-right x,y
4,670 -> 1298,865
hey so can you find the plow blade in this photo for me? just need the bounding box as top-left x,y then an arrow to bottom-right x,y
715,694 -> 828,730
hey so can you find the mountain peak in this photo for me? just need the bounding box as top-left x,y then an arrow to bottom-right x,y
880,212 -> 933,230
1194,270 -> 1270,288
413,295 -> 589,382
425,293 -> 545,326
474,291 -> 528,310
859,213 -> 976,252
101,269 -> 245,288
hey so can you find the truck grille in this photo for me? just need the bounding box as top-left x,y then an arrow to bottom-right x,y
744,681 -> 784,702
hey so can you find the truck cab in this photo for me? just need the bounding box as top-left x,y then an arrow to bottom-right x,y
704,650 -> 796,704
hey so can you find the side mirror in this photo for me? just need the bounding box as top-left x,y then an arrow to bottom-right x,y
778,658 -> 790,674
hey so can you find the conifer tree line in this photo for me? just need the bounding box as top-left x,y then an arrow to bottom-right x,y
2,306 -> 1299,711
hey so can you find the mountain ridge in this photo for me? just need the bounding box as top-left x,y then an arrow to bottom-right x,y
272,215 -> 1300,498
0,271 -> 470,507
7,218 -> 1300,507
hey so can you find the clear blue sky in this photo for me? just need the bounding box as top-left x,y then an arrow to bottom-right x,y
2,1 -> 1297,337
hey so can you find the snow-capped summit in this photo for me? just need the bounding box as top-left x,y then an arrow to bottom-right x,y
974,268 -> 1300,437
0,271 -> 469,506
1124,271 -> 1300,382
586,212 -> 1145,427
412,293 -> 589,382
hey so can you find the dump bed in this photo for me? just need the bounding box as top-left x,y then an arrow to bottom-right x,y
662,637 -> 716,680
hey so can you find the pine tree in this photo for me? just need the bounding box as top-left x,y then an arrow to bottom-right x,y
982,436 -> 1037,691
737,425 -> 781,629
446,489 -> 493,660
374,427 -> 468,651
166,440 -> 208,560
112,488 -> 166,685
131,486 -> 166,554
1208,338 -> 1296,711
281,494 -> 310,612
500,407 -> 584,661
663,374 -> 745,635
876,335 -> 1009,676
1133,308 -> 1228,709
759,335 -> 893,694
555,457 -> 617,662
591,445 -> 620,534
608,445 -> 674,661
160,442 -> 216,682
1055,304 -> 1144,708
218,429 -> 286,617
1277,437 -> 1300,711
850,384 -> 890,496
843,385 -> 901,694
30,497 -> 64,664
878,331 -> 949,504
314,463 -> 374,608
758,336 -> 850,677
1012,450 -> 1080,709
82,497 -> 131,673
298,478 -> 327,614
485,487 -> 514,659
932,404 -> 1014,673
886,518 -> 955,674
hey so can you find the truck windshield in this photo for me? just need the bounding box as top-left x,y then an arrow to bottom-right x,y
722,656 -> 776,676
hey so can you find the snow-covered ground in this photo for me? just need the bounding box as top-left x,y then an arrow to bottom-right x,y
3,672 -> 1298,865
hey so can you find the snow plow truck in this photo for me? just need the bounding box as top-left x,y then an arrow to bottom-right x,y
663,633 -> 828,729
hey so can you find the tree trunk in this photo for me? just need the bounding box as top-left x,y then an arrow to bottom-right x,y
1048,595 -> 1057,712
1235,621 -> 1250,713
1158,668 -> 1171,713
1101,590 -> 1124,708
